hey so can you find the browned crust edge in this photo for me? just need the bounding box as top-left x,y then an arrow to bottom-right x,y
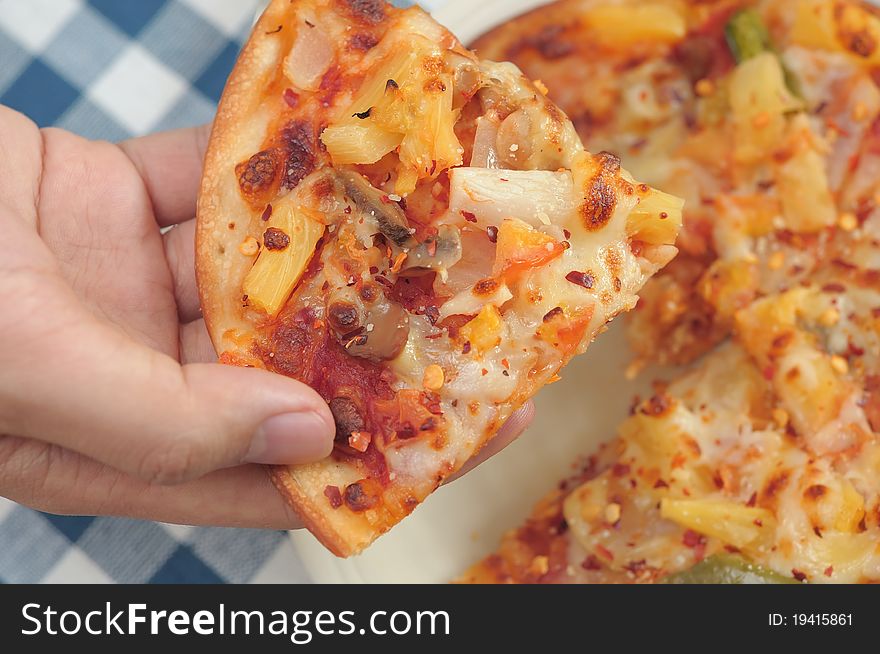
268,467 -> 358,557
196,0 -> 379,558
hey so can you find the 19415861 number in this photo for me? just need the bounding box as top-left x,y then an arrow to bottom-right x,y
769,614 -> 853,626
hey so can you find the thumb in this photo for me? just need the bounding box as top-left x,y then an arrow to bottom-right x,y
2,314 -> 335,485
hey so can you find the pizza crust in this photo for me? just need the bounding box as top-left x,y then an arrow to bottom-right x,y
198,0 -> 372,556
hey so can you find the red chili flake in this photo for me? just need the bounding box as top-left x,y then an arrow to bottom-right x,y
660,211 -> 669,219
682,530 -> 705,548
462,341 -> 472,354
581,555 -> 602,571
746,492 -> 757,507
653,479 -> 669,489
624,559 -> 648,575
872,307 -> 880,318
374,275 -> 393,287
424,305 -> 440,325
563,229 -> 572,239
565,271 -> 595,289
821,283 -> 846,294
369,266 -> 379,275
824,566 -> 834,577
261,204 -> 273,221
612,463 -> 630,477
323,485 -> 343,509
762,365 -> 776,381
418,392 -> 442,416
792,569 -> 807,582
753,519 -> 763,527
461,210 -> 478,223
501,358 -> 510,369
595,545 -> 614,562
486,225 -> 498,243
543,307 -> 564,322
283,88 -> 299,108
481,368 -> 488,376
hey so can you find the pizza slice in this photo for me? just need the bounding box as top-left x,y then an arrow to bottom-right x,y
196,0 -> 683,556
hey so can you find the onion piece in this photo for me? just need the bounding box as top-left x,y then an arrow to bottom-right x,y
469,116 -> 500,168
284,23 -> 334,92
439,281 -> 513,321
448,167 -> 577,228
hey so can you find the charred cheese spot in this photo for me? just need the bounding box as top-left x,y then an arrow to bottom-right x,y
349,33 -> 379,51
804,484 -> 828,500
834,3 -> 879,58
267,323 -> 309,377
263,227 -> 290,251
341,0 -> 386,25
280,121 -> 317,191
236,149 -> 282,204
581,151 -> 621,231
343,480 -> 381,512
762,471 -> 791,503
641,394 -> 673,417
473,278 -> 500,297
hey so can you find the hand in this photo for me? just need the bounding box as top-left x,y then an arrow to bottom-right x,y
0,106 -> 531,529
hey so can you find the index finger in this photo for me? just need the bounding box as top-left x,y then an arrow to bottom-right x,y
119,124 -> 211,227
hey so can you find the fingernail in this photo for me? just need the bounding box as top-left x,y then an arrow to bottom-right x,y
247,412 -> 334,464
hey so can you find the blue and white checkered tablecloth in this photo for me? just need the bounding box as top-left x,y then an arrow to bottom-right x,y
0,0 -> 437,584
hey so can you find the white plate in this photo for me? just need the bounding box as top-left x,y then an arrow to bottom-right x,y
291,0 -> 665,583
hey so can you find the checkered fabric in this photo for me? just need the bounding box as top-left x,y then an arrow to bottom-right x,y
0,0 -> 442,584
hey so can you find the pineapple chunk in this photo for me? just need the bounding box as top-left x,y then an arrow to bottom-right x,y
460,304 -> 503,355
320,36 -> 462,194
774,117 -> 836,233
342,48 -> 418,122
735,290 -> 851,435
627,187 -> 684,246
371,64 -> 462,195
698,258 -> 759,319
791,0 -> 880,65
584,4 -> 687,47
242,197 -> 325,317
660,498 -> 776,550
729,53 -> 803,164
320,124 -> 403,165
805,478 -> 867,534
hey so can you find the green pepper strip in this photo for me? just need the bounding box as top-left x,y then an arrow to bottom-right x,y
663,555 -> 801,585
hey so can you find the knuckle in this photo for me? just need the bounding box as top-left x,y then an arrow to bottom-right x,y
136,437 -> 204,485
0,435 -> 61,512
